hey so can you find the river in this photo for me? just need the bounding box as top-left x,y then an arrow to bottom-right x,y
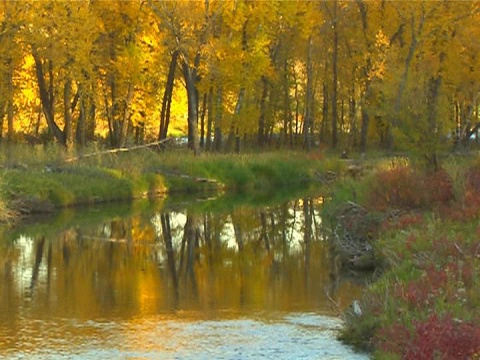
0,196 -> 369,359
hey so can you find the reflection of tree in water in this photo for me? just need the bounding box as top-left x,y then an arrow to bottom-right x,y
180,214 -> 199,300
0,198 -> 365,322
160,213 -> 178,303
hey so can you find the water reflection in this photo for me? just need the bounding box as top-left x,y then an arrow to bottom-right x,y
0,197 -> 366,358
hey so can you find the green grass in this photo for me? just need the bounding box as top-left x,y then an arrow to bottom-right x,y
0,145 -> 334,215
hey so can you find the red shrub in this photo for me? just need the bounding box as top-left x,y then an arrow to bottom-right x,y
382,213 -> 424,232
368,167 -> 423,210
367,167 -> 453,211
466,167 -> 480,193
395,266 -> 448,309
424,169 -> 454,206
443,167 -> 480,221
376,314 -> 480,359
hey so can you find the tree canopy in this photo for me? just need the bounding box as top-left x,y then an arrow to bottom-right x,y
0,0 -> 479,160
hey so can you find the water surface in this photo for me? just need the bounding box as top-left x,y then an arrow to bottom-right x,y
0,197 -> 368,359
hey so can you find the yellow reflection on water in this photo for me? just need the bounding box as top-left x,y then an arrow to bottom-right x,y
0,200 -> 367,357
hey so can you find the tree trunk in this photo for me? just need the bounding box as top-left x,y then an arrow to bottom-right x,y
226,87 -> 244,152
200,92 -> 207,149
0,101 -> 5,140
63,79 -> 74,150
32,52 -> 65,145
206,87 -> 213,151
348,95 -> 357,148
283,59 -> 292,146
6,62 -> 14,143
360,99 -> 369,153
182,63 -> 199,154
356,0 -> 374,153
331,0 -> 339,149
76,92 -> 87,146
293,71 -> 300,147
391,11 -> 425,149
214,87 -> 223,152
425,74 -> 443,170
320,82 -> 328,143
304,36 -> 314,151
119,82 -> 134,147
159,50 -> 178,141
258,76 -> 268,147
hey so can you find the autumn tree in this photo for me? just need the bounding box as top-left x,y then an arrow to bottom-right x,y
149,0 -> 222,153
0,1 -> 23,143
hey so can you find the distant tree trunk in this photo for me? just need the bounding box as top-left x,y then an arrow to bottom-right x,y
320,82 -> 328,143
159,50 -> 178,142
226,87 -> 244,152
200,92 -> 207,149
119,82 -> 134,147
76,90 -> 95,146
356,0 -> 373,153
293,70 -> 300,147
283,59 -> 292,147
6,61 -> 14,143
214,87 -> 223,152
206,87 -> 213,151
0,101 -> 5,140
391,11 -> 425,149
348,95 -> 357,148
359,98 -> 369,153
258,76 -> 268,148
331,0 -> 339,149
105,73 -> 117,147
32,51 -> 66,145
425,72 -> 443,170
182,60 -> 200,154
63,79 -> 74,150
304,36 -> 314,151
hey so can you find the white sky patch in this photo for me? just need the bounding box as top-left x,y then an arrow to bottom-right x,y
221,217 -> 237,250
13,235 -> 36,295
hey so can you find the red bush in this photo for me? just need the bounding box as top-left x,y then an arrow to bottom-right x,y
466,167 -> 480,192
367,167 -> 453,211
395,266 -> 448,309
376,314 -> 480,359
424,169 -> 454,206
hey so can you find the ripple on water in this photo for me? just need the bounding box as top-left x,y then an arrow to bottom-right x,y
1,313 -> 369,360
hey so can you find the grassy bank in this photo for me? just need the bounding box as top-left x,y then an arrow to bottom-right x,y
0,145 -> 347,217
323,155 -> 480,358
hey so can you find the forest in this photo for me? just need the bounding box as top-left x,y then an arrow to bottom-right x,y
2,2 -> 480,358
0,1 -> 479,164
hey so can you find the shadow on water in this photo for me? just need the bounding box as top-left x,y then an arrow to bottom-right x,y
0,192 -> 370,359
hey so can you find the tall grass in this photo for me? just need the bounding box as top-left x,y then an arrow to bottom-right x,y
0,145 -> 330,214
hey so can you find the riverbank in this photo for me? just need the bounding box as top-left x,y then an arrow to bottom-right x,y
0,145 -> 347,217
324,155 -> 480,358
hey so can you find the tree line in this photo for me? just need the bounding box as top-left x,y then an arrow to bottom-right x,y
0,1 -> 479,160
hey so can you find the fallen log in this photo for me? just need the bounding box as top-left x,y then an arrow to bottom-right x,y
65,138 -> 171,162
